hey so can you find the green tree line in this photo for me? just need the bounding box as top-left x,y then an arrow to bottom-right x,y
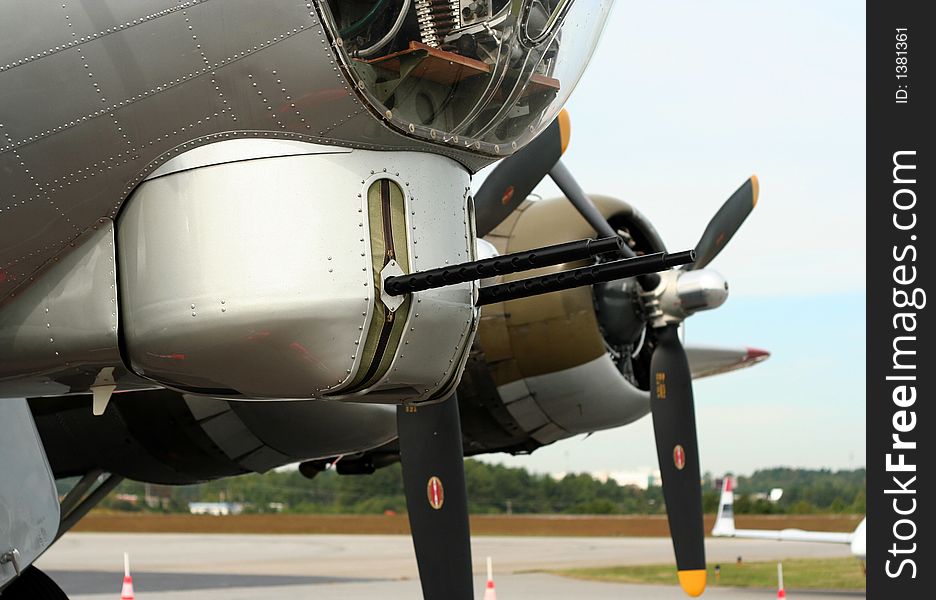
88,463 -> 865,516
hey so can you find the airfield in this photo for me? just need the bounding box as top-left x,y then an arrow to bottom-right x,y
37,533 -> 864,599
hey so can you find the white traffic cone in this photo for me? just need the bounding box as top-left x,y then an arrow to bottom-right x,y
120,552 -> 135,600
776,561 -> 785,599
482,556 -> 497,600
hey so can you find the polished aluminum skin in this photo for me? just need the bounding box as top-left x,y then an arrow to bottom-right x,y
0,0 -> 494,305
0,223 -> 120,394
118,140 -> 476,402
646,269 -> 730,327
183,395 -> 398,473
497,353 -> 651,445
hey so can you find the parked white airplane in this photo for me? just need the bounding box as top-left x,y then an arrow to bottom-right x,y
711,476 -> 866,560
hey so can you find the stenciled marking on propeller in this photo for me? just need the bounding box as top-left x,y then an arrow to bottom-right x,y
655,372 -> 666,399
673,445 -> 686,470
427,476 -> 444,510
501,185 -> 515,205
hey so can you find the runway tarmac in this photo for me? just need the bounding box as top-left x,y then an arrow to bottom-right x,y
35,533 -> 864,599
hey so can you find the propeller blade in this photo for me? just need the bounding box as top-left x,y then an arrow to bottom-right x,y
551,161 -> 665,290
549,160 -> 619,240
397,394 -> 474,600
650,324 -> 706,597
689,175 -> 759,270
474,110 -> 571,237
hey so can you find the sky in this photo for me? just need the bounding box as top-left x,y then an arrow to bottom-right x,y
473,0 -> 866,477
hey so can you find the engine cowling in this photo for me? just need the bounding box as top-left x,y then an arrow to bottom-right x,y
458,195 -> 666,455
30,389 -> 398,484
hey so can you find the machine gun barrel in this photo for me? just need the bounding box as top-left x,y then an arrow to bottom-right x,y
383,236 -> 624,296
475,250 -> 695,306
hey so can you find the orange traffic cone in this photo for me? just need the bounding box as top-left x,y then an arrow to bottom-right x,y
776,561 -> 786,599
121,552 -> 135,600
482,556 -> 497,600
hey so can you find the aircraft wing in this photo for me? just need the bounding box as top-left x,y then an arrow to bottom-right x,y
727,528 -> 853,544
685,345 -> 770,379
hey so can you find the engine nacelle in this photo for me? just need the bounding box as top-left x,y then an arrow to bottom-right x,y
31,389 -> 398,485
459,195 -> 665,454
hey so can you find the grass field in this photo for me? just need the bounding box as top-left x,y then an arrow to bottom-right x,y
553,557 -> 866,590
74,512 -> 862,537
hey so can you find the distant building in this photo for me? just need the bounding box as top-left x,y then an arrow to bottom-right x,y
188,502 -> 245,516
551,468 -> 662,490
596,469 -> 662,490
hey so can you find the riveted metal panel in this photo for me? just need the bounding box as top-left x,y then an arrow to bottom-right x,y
1,0 -> 496,306
0,223 -> 120,387
119,141 -> 476,403
0,51 -> 103,144
59,1 -> 189,40
325,152 -> 478,404
0,1 -> 96,64
0,195 -> 61,271
76,10 -> 207,101
118,143 -> 372,398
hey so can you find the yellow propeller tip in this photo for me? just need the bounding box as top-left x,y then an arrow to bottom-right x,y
558,109 -> 572,155
750,174 -> 760,208
678,569 -> 707,597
